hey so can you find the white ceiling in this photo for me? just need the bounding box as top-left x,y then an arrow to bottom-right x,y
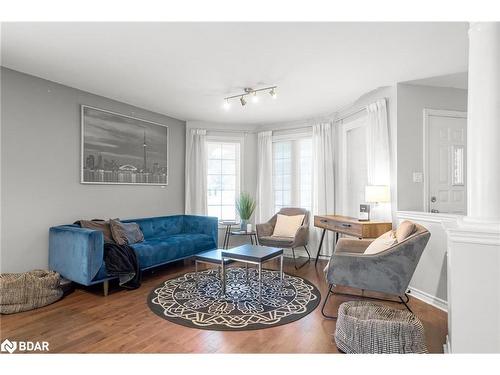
1,22 -> 469,124
403,71 -> 468,89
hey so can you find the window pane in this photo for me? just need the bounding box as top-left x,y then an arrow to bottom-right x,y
221,190 -> 235,205
207,175 -> 222,190
207,189 -> 222,205
221,160 -> 235,174
221,175 -> 236,190
206,141 -> 240,221
221,205 -> 236,221
207,143 -> 221,159
207,159 -> 222,174
207,205 -> 221,219
221,144 -> 236,159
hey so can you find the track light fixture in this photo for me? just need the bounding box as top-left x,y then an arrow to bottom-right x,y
223,85 -> 278,108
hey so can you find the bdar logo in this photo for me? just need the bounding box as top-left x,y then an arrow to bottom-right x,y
1,339 -> 17,353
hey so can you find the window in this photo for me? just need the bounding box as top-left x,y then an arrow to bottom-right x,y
207,140 -> 241,221
273,137 -> 312,213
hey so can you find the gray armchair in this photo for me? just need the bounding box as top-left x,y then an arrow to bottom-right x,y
322,223 -> 430,318
256,207 -> 311,269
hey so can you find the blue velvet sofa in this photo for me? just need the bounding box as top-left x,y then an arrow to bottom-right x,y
49,215 -> 218,287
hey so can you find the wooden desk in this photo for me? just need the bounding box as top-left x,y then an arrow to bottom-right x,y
313,215 -> 392,266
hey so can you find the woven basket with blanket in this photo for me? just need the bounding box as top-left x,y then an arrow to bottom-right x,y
0,270 -> 63,314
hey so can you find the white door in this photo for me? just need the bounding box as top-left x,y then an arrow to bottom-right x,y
426,110 -> 467,214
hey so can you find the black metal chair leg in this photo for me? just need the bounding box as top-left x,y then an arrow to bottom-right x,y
399,294 -> 413,313
292,247 -> 310,270
321,284 -> 338,319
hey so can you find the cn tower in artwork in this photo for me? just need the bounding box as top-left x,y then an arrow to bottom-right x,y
142,128 -> 147,172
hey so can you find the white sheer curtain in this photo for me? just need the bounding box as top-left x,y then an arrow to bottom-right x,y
185,128 -> 207,215
366,99 -> 392,220
255,131 -> 274,223
312,122 -> 335,256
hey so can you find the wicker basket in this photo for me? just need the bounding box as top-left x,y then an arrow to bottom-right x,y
0,270 -> 63,314
334,301 -> 428,354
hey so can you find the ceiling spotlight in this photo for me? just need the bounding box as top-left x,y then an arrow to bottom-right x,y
252,91 -> 259,103
223,86 -> 276,109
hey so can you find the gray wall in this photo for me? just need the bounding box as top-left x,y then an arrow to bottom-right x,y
397,83 -> 468,211
0,68 -> 186,273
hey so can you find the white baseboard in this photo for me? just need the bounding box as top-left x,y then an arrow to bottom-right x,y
408,286 -> 448,312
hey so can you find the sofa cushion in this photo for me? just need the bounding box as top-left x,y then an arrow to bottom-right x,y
130,233 -> 215,269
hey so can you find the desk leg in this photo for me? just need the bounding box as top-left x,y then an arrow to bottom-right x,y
250,234 -> 254,245
314,228 -> 327,266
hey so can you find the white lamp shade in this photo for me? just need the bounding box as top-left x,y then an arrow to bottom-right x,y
365,185 -> 390,203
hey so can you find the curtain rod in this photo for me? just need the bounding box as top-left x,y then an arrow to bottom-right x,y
334,106 -> 368,123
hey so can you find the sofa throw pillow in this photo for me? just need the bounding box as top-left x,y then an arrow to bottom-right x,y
395,220 -> 416,243
110,219 -> 144,245
364,230 -> 397,255
272,214 -> 305,238
79,220 -> 115,243
109,219 -> 129,245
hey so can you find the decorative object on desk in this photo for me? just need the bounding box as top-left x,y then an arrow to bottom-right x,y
358,204 -> 370,221
81,105 -> 168,185
148,267 -> 320,331
364,185 -> 390,220
246,223 -> 253,232
236,192 -> 256,230
334,301 -> 428,354
0,270 -> 63,314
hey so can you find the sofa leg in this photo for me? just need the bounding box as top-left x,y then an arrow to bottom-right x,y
103,280 -> 109,297
321,284 -> 338,320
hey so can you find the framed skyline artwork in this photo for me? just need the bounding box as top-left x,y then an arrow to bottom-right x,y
81,105 -> 169,185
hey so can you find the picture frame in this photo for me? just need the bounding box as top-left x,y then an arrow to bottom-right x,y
81,105 -> 169,185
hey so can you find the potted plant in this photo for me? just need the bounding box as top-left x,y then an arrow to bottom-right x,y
235,192 -> 256,231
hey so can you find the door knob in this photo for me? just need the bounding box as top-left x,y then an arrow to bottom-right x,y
430,196 -> 437,203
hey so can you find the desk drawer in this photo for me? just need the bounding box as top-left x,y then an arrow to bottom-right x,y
314,217 -> 362,237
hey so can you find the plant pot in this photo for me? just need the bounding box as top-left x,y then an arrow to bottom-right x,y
240,220 -> 248,231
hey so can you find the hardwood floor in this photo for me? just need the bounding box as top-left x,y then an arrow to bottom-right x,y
0,258 -> 447,353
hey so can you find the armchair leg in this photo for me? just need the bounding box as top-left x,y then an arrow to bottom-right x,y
103,280 -> 109,297
399,294 -> 413,314
292,246 -> 311,270
321,284 -> 338,319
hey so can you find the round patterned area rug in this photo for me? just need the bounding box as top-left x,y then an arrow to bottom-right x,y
147,267 -> 321,331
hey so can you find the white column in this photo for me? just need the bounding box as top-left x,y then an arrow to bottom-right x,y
467,22 -> 500,220
445,22 -> 500,354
